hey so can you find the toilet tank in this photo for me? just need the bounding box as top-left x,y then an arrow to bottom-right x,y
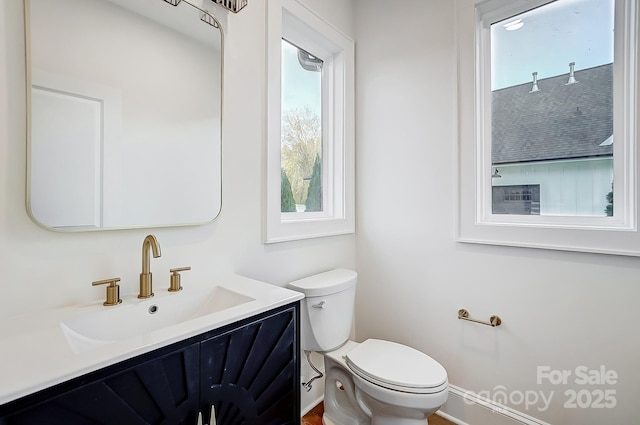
289,269 -> 357,353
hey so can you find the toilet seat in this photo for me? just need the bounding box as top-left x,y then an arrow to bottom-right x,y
345,339 -> 448,394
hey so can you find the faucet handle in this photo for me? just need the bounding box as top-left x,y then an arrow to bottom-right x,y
169,267 -> 191,292
92,277 -> 122,306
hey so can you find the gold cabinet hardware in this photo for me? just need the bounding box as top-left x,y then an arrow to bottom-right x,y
457,308 -> 501,327
169,266 -> 191,292
92,278 -> 122,306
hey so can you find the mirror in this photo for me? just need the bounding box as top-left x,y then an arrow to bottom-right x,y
26,0 -> 222,230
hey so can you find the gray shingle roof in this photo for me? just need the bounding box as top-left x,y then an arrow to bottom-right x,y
491,64 -> 613,164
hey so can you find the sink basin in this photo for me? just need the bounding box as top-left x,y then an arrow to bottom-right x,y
0,274 -> 304,405
60,286 -> 254,353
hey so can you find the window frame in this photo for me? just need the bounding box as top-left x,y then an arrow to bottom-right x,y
457,0 -> 640,255
265,0 -> 354,243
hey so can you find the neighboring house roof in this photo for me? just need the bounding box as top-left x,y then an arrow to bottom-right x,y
492,63 -> 613,164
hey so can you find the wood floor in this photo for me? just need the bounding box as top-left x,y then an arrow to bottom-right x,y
301,402 -> 454,425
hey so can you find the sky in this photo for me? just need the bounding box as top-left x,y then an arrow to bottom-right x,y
491,0 -> 614,90
281,39 -> 322,116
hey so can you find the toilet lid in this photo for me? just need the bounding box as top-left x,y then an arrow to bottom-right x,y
345,339 -> 448,394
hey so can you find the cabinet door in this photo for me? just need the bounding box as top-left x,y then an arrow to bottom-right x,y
3,344 -> 200,425
200,307 -> 298,425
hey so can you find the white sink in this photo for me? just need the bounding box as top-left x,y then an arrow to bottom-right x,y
60,286 -> 254,353
0,274 -> 304,405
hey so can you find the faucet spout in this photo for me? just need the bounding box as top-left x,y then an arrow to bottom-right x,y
139,234 -> 161,298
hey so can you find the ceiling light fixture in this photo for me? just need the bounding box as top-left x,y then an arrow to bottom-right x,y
211,0 -> 247,13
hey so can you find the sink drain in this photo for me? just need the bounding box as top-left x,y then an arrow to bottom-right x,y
148,305 -> 159,314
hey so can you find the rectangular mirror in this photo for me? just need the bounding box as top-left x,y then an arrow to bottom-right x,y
25,0 -> 222,230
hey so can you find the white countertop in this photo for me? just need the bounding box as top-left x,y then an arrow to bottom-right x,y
0,274 -> 303,405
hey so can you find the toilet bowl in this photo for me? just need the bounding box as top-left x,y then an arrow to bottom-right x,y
289,269 -> 448,425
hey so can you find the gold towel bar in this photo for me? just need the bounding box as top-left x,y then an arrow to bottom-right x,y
458,309 -> 502,327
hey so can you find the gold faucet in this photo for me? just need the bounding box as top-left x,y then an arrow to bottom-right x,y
139,234 -> 161,298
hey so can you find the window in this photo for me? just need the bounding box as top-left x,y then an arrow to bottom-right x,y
280,39 -> 323,213
492,185 -> 540,215
266,0 -> 354,243
490,1 -> 614,219
457,0 -> 639,255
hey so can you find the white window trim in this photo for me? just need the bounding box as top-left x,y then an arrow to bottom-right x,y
265,0 -> 354,243
456,0 -> 640,256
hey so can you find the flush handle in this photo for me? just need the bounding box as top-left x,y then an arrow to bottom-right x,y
312,301 -> 326,309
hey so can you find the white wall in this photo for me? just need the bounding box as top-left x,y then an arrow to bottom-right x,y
354,0 -> 639,424
0,0 -> 355,318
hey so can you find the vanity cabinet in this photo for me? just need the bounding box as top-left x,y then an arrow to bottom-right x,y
0,303 -> 300,425
1,344 -> 201,425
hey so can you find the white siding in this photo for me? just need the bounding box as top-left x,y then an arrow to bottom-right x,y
493,158 -> 613,216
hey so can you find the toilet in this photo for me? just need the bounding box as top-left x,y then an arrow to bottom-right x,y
289,269 -> 448,425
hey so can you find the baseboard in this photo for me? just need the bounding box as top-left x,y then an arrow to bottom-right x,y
438,384 -> 552,425
435,410 -> 471,425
